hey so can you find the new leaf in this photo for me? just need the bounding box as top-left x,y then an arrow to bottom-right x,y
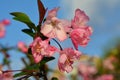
10,12 -> 36,31
37,0 -> 47,25
22,29 -> 35,37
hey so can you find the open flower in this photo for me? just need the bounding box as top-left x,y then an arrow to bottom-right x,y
70,27 -> 92,50
41,8 -> 68,41
30,37 -> 57,63
69,9 -> 93,49
17,41 -> 28,53
58,48 -> 81,73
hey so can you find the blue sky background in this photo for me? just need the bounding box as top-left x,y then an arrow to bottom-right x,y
0,0 -> 120,70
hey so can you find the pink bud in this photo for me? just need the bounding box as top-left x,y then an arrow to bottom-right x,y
2,19 -> 10,26
17,41 -> 28,53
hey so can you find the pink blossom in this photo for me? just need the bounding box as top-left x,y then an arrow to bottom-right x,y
68,9 -> 93,49
41,8 -> 68,41
78,63 -> 88,75
87,65 -> 97,75
103,56 -> 117,70
103,59 -> 114,70
0,19 -> 10,38
58,48 -> 81,73
0,23 -> 5,38
30,37 -> 57,63
60,20 -> 71,33
17,41 -> 28,53
72,8 -> 89,29
0,22 -> 6,38
78,63 -> 97,80
2,19 -> 10,26
70,27 -> 92,50
78,63 -> 97,76
96,74 -> 114,80
0,72 -> 13,80
0,65 -> 13,80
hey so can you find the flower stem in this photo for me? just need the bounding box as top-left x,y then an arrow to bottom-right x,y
3,69 -> 36,73
39,64 -> 48,80
16,75 -> 31,80
52,39 -> 63,50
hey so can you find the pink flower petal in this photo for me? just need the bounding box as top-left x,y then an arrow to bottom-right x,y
55,23 -> 67,41
70,28 -> 92,49
59,54 -> 67,63
72,9 -> 89,29
0,23 -> 6,38
34,54 -> 43,63
47,7 -> 59,19
41,23 -> 54,38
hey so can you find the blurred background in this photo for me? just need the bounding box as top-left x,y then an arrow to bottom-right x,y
0,0 -> 120,79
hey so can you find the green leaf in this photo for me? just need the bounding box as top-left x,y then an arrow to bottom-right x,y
26,64 -> 39,70
37,0 -> 47,25
3,58 -> 10,65
38,32 -> 48,40
28,48 -> 32,55
14,64 -> 39,78
13,72 -> 27,78
10,12 -> 31,22
22,29 -> 35,37
10,12 -> 36,31
37,25 -> 41,32
40,57 -> 55,66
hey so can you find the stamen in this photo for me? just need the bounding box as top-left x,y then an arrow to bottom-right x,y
34,42 -> 41,53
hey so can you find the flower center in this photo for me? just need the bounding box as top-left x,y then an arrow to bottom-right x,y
65,58 -> 72,65
51,21 -> 56,27
34,42 -> 41,53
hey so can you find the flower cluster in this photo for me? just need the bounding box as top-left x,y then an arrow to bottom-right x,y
30,7 -> 93,72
